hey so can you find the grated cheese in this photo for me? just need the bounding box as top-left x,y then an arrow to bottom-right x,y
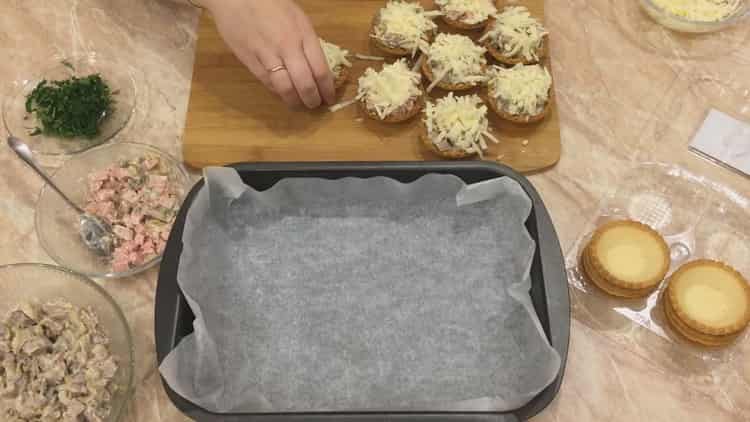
371,1 -> 439,55
650,0 -> 740,21
423,33 -> 487,85
487,64 -> 552,116
479,6 -> 547,62
435,0 -> 497,24
320,39 -> 352,72
423,93 -> 497,157
357,59 -> 422,120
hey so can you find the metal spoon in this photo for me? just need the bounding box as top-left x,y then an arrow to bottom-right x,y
8,136 -> 114,256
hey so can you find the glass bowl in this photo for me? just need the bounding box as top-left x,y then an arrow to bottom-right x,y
2,55 -> 136,157
0,263 -> 134,421
35,142 -> 191,278
639,0 -> 750,33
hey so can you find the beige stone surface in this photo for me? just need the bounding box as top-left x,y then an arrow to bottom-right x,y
1,0 -> 749,421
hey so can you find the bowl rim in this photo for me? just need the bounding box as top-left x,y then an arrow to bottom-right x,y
34,141 -> 192,279
640,0 -> 750,29
0,262 -> 136,421
1,54 -> 138,157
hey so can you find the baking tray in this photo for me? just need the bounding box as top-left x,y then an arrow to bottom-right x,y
155,161 -> 570,422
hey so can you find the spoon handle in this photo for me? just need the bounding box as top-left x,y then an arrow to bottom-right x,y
7,136 -> 86,215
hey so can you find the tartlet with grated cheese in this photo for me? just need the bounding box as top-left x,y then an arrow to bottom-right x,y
320,39 -> 353,89
420,93 -> 499,159
370,0 -> 440,57
355,59 -> 424,123
479,6 -> 548,65
421,33 -> 488,92
435,0 -> 498,30
485,64 -> 552,123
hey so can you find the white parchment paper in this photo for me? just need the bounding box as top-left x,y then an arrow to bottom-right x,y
159,167 -> 561,413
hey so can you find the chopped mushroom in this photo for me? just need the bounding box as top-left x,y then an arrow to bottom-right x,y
0,300 -> 118,422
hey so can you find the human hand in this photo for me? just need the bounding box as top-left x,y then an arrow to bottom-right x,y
202,0 -> 335,109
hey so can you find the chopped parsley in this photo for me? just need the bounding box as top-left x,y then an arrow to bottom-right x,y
25,74 -> 114,139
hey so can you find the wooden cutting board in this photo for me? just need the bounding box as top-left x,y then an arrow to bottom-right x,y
182,0 -> 560,172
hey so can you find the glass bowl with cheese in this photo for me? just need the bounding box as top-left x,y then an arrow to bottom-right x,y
639,0 -> 750,33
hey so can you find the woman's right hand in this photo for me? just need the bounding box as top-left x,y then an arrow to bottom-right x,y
202,0 -> 335,109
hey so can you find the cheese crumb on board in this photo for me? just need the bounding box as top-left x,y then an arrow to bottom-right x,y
371,1 -> 439,54
435,0 -> 498,24
487,64 -> 552,116
479,6 -> 547,62
423,33 -> 487,85
357,59 -> 422,119
423,93 -> 497,157
650,0 -> 740,21
320,39 -> 352,71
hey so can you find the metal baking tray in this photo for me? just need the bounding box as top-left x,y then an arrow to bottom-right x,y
155,161 -> 570,422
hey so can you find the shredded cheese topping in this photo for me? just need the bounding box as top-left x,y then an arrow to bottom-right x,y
650,0 -> 740,21
371,1 -> 439,54
320,39 -> 352,71
479,6 -> 547,62
435,0 -> 497,24
487,64 -> 552,116
423,93 -> 497,157
423,33 -> 487,85
357,59 -> 422,120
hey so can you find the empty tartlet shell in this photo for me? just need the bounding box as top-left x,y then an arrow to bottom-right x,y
418,121 -> 475,159
333,66 -> 350,89
586,220 -> 670,291
484,84 -> 553,124
369,13 -> 435,57
441,13 -> 490,30
481,19 -> 548,65
666,259 -> 750,337
358,94 -> 425,123
580,246 -> 659,299
662,289 -> 742,347
421,59 -> 486,91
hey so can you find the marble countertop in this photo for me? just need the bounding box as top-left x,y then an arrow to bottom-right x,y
2,1 -> 749,421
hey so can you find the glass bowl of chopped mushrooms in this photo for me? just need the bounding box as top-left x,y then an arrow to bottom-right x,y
35,142 -> 191,278
0,263 -> 134,421
2,55 -> 136,157
639,0 -> 750,33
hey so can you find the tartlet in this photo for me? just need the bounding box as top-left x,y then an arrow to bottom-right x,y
420,33 -> 487,92
320,38 -> 352,89
485,64 -> 553,124
663,260 -> 750,347
420,93 -> 498,159
435,0 -> 498,30
370,1 -> 439,57
356,59 -> 424,123
479,6 -> 548,65
580,220 -> 670,298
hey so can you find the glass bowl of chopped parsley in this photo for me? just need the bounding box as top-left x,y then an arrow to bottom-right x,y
3,55 -> 136,156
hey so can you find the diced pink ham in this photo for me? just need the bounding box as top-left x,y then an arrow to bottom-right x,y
121,190 -> 139,204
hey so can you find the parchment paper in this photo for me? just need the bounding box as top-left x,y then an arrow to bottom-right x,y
159,167 -> 561,413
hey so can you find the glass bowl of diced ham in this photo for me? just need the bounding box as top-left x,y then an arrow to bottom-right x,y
35,142 -> 191,278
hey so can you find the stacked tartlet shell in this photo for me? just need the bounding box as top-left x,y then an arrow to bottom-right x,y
663,260 -> 750,347
580,220 -> 670,299
358,94 -> 425,123
421,59 -> 486,91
